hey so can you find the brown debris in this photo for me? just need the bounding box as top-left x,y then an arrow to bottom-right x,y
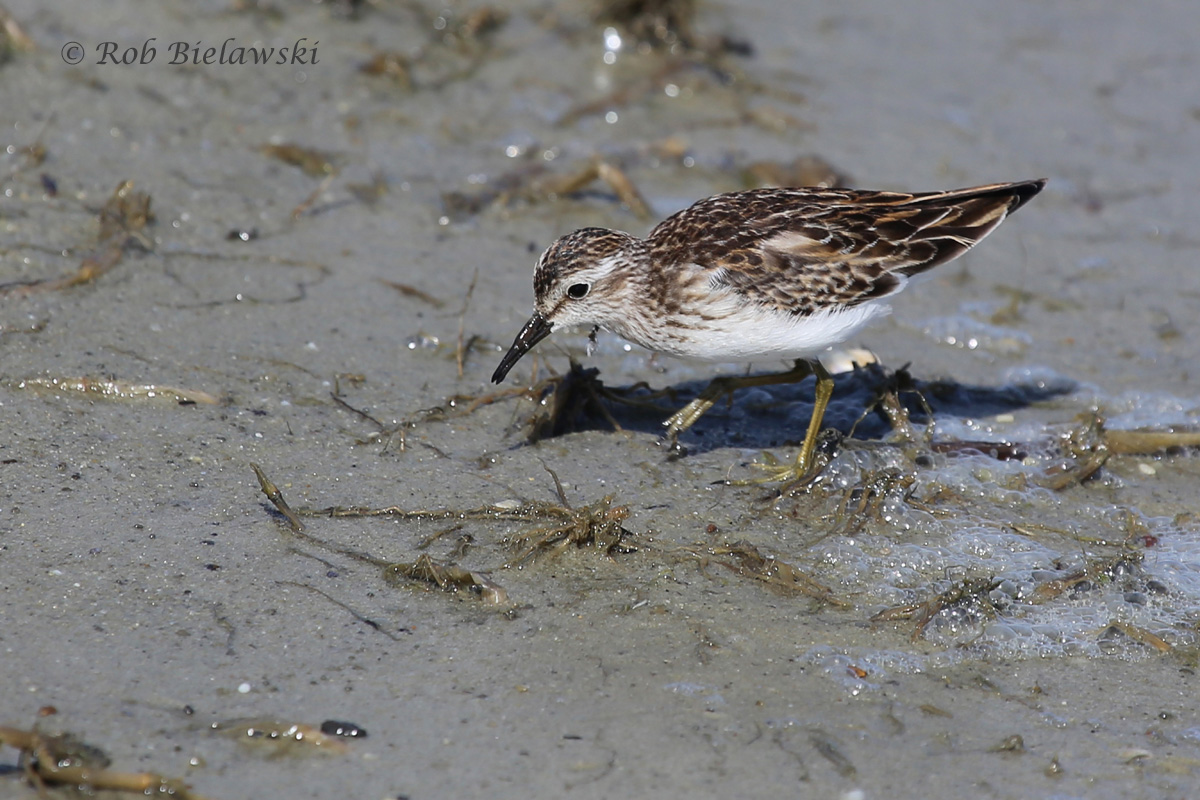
809,729 -> 857,777
525,362 -> 629,442
503,467 -> 636,566
378,278 -> 445,308
742,155 -> 851,190
872,577 -> 1000,642
98,181 -> 154,243
248,464 -> 638,605
404,361 -> 660,446
1099,620 -> 1172,654
443,157 -> 652,221
292,476 -> 636,565
456,268 -> 480,378
385,554 -> 508,605
346,170 -> 389,207
1028,553 -> 1143,605
14,376 -> 220,405
831,467 -> 919,535
741,105 -> 816,135
0,180 -> 153,297
705,540 -> 850,607
259,142 -> 342,178
919,704 -> 953,718
0,4 -> 36,56
1105,427 -> 1200,455
858,364 -> 935,446
0,724 -> 215,799
1038,412 -> 1112,489
283,465 -> 638,566
1037,411 -> 1200,490
990,734 -> 1026,754
357,7 -> 507,91
251,462 -> 305,532
359,51 -> 413,88
435,6 -> 508,43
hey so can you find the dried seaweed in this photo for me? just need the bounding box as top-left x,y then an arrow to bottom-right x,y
357,6 -> 507,92
249,463 -> 638,605
359,51 -> 413,88
703,540 -> 850,607
503,467 -> 636,566
0,4 -> 36,58
378,277 -> 445,308
0,724 -> 215,799
385,554 -> 508,605
1039,412 -> 1200,490
0,180 -> 153,297
1098,620 -> 1172,654
1027,553 -> 1144,604
15,376 -> 221,406
443,156 -> 652,221
259,142 -> 342,178
742,155 -> 850,190
829,467 -> 920,535
212,718 -> 354,755
872,577 -> 1001,642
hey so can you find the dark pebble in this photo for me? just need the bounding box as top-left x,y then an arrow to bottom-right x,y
320,720 -> 368,738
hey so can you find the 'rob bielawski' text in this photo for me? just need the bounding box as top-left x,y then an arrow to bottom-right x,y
95,38 -> 319,66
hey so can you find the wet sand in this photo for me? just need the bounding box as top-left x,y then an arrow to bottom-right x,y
2,1 -> 1200,798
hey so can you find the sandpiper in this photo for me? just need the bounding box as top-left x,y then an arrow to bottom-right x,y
493,179 -> 1045,480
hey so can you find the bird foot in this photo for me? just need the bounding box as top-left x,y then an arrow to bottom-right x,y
658,434 -> 689,461
728,428 -> 842,489
728,451 -> 823,488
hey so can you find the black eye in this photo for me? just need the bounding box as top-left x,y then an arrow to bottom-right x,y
566,283 -> 590,299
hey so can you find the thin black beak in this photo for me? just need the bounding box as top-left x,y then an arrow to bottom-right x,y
492,313 -> 553,383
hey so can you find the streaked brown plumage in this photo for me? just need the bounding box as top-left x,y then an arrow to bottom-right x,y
493,179 -> 1045,478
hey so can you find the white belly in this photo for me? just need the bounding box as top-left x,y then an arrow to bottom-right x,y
643,300 -> 893,363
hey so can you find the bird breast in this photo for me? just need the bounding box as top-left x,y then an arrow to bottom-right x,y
614,291 -> 894,363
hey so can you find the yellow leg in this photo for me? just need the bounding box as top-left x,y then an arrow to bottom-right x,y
789,359 -> 834,480
733,359 -> 836,485
663,359 -> 838,482
662,359 -> 817,441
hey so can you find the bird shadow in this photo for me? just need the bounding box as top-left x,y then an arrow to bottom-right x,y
523,361 -> 1077,455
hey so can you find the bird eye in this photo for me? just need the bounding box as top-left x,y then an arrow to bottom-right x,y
566,283 -> 590,299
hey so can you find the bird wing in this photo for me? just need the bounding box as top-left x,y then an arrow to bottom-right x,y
649,181 -> 1043,316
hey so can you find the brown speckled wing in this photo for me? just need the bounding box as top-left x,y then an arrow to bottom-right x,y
648,181 -> 1044,316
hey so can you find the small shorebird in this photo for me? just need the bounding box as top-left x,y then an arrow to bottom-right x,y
493,179 -> 1045,481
